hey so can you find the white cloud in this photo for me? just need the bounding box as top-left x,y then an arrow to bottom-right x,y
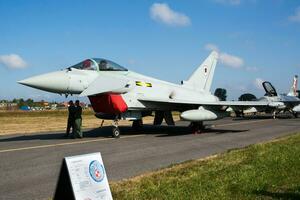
205,43 -> 220,52
289,7 -> 300,23
219,53 -> 244,68
0,54 -> 27,69
213,0 -> 241,6
253,78 -> 264,90
204,43 -> 244,68
150,3 -> 191,26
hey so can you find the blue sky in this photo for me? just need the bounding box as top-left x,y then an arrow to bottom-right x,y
0,0 -> 300,102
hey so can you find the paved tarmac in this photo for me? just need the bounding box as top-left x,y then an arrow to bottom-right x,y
0,116 -> 299,200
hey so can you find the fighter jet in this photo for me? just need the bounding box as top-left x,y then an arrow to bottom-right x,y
18,51 -> 271,137
236,75 -> 300,118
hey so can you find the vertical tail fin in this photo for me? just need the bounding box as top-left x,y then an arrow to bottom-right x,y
182,51 -> 218,92
288,75 -> 298,96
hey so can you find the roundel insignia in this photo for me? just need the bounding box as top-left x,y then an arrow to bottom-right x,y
204,66 -> 208,75
89,160 -> 105,182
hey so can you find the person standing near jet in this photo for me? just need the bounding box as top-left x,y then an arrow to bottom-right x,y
73,100 -> 83,138
65,100 -> 75,137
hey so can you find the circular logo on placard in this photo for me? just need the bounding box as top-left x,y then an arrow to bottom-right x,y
89,160 -> 105,182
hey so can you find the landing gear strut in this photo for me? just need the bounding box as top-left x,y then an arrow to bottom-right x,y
190,122 -> 204,134
235,111 -> 244,118
272,111 -> 276,119
112,119 -> 120,138
132,119 -> 143,130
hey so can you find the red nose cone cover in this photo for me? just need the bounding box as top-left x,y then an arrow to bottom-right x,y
89,94 -> 128,114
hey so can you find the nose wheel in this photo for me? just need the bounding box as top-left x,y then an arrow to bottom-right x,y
112,127 -> 120,138
112,119 -> 120,138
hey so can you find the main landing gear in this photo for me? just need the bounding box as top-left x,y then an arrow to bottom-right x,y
190,122 -> 205,134
272,111 -> 277,119
132,119 -> 143,130
293,112 -> 299,118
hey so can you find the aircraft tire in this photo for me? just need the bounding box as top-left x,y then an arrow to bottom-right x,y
112,127 -> 121,138
293,113 -> 299,118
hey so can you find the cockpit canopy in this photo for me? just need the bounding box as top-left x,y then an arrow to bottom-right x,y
70,58 -> 128,72
263,81 -> 278,97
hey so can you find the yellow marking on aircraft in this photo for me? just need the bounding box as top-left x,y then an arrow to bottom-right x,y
0,134 -> 145,154
136,81 -> 152,87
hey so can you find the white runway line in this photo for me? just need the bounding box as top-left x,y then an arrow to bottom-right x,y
0,134 -> 145,154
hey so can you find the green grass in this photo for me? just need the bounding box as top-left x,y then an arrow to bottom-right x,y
0,109 -> 94,118
111,133 -> 300,200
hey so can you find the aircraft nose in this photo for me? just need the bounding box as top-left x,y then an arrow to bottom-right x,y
18,70 -> 70,94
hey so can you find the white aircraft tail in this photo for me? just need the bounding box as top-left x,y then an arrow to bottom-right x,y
182,51 -> 218,92
287,75 -> 298,96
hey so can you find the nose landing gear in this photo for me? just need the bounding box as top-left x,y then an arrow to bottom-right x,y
112,119 -> 120,138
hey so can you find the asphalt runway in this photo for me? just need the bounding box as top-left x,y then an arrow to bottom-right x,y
0,116 -> 300,200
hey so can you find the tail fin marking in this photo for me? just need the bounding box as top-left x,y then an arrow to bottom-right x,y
182,51 -> 218,92
288,75 -> 298,96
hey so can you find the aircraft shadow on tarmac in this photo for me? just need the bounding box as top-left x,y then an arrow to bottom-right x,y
0,124 -> 249,143
155,126 -> 249,137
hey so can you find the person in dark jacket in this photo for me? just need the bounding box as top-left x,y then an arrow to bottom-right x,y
65,100 -> 75,137
73,100 -> 83,138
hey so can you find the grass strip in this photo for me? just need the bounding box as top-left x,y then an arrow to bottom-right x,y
0,109 -> 95,118
111,133 -> 300,200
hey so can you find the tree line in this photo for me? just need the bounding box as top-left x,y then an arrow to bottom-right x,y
214,88 -> 257,101
0,98 -> 51,108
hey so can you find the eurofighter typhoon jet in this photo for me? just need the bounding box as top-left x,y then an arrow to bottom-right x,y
18,51 -> 271,137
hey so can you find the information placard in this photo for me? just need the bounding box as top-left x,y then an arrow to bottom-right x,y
54,152 -> 113,200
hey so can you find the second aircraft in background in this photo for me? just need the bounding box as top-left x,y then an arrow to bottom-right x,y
235,75 -> 300,118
